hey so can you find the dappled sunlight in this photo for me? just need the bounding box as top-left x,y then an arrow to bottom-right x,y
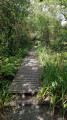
23,83 -> 30,87
9,47 -> 41,93
32,67 -> 38,70
11,105 -> 52,120
15,75 -> 24,78
37,116 -> 44,120
19,110 -> 25,115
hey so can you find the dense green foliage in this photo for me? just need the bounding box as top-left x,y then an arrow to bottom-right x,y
0,0 -> 67,119
0,0 -> 31,55
34,0 -> 67,119
0,0 -> 32,109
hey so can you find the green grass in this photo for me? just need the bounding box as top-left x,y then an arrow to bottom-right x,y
36,43 -> 67,119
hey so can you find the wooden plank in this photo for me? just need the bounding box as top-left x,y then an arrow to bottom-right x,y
9,47 -> 42,94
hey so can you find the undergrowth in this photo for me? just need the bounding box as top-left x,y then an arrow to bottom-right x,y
0,45 -> 32,109
36,42 -> 67,119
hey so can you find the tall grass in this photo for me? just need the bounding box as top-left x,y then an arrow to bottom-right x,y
36,43 -> 67,119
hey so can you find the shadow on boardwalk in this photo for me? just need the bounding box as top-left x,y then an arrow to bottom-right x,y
2,105 -> 52,120
9,46 -> 42,93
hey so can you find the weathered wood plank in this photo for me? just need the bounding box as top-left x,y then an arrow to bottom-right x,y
9,46 -> 42,94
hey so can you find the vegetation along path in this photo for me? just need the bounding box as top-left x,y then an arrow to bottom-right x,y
8,46 -> 53,120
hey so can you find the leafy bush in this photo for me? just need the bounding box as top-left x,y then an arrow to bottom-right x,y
35,40 -> 41,46
1,63 -> 17,78
17,48 -> 29,57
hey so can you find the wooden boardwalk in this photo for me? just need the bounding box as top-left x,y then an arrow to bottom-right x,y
8,47 -> 53,120
9,46 -> 42,94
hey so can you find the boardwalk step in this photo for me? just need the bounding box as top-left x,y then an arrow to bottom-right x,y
9,89 -> 39,94
9,95 -> 50,106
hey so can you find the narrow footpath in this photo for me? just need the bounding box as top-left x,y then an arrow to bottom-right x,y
9,46 -> 42,94
8,46 -> 53,120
